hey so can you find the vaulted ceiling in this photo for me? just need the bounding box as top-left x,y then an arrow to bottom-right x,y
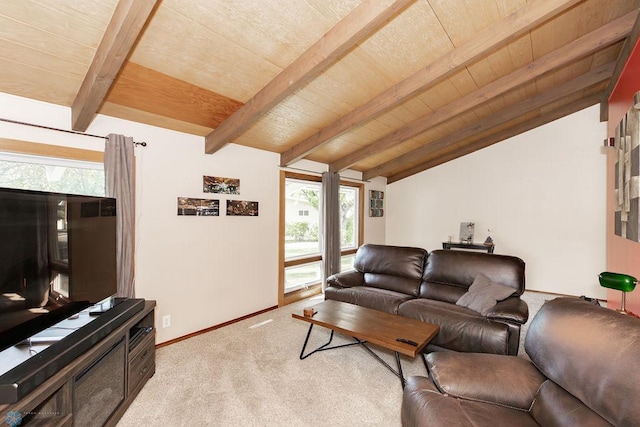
1,0 -> 639,182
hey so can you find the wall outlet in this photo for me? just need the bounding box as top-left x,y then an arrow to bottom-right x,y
162,315 -> 171,328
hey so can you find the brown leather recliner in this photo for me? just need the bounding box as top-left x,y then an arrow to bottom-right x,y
401,297 -> 640,426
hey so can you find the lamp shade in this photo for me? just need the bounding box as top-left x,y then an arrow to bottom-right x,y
599,272 -> 637,293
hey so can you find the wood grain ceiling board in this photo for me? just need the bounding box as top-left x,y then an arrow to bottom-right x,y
329,10 -> 637,173
355,1 -> 452,83
100,102 -> 213,136
0,0 -> 117,105
0,57 -> 80,105
244,1 -> 451,150
428,0 -> 528,115
105,62 -> 243,129
129,0 -> 357,102
0,0 -> 116,46
204,0 -> 433,155
429,0 -> 526,46
239,103 -> 402,156
279,0 -> 583,167
0,38 -> 87,80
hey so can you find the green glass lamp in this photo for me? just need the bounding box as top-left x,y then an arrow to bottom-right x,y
599,272 -> 637,314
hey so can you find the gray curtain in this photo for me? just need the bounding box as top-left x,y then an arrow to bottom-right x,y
105,134 -> 136,298
321,171 -> 341,291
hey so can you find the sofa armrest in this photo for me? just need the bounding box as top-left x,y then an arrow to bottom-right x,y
486,296 -> 529,324
426,352 -> 545,411
326,270 -> 364,288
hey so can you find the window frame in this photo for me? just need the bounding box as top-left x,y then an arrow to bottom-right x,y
279,171 -> 364,305
0,138 -> 103,163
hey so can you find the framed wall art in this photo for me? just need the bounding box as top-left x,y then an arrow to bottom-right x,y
177,197 -> 220,216
369,190 -> 384,217
203,176 -> 240,194
614,107 -> 640,242
227,200 -> 259,216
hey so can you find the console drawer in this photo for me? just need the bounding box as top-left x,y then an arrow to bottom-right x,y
128,335 -> 155,394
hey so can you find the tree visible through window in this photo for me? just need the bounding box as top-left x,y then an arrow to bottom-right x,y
0,153 -> 105,196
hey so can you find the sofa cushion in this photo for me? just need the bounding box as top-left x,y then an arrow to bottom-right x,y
402,376 -> 539,427
324,286 -> 413,314
456,273 -> 515,315
354,244 -> 427,296
398,299 -> 510,354
530,381 -> 611,427
426,352 -> 545,411
420,250 -> 525,303
525,298 -> 640,426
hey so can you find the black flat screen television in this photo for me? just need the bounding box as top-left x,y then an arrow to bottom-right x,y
0,187 -> 118,352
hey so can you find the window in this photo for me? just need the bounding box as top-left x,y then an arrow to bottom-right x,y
279,172 -> 363,304
0,152 -> 105,196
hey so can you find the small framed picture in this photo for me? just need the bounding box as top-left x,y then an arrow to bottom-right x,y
227,200 -> 259,216
177,197 -> 220,216
369,190 -> 384,217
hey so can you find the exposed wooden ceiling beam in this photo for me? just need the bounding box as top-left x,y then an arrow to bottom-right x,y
386,93 -> 603,184
204,0 -> 415,155
329,10 -> 637,173
363,62 -> 615,180
71,0 -> 158,131
599,9 -> 640,122
280,0 -> 583,166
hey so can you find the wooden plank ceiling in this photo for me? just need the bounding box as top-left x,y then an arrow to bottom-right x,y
1,0 -> 639,182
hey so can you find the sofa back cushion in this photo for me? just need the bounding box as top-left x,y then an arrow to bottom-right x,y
419,250 -> 525,303
354,244 -> 427,296
526,297 -> 640,426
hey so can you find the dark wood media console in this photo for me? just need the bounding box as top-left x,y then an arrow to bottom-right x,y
0,300 -> 156,426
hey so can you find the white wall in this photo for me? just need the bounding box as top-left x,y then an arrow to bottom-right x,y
364,176 -> 387,244
386,105 -> 607,298
0,92 -> 386,344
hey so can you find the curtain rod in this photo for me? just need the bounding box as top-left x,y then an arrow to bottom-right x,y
0,117 -> 147,147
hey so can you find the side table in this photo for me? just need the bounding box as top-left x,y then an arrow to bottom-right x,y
442,241 -> 495,253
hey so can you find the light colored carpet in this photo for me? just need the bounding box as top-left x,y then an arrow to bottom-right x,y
117,292 -> 559,427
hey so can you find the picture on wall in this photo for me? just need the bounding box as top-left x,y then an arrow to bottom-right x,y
203,176 -> 240,194
227,200 -> 259,216
177,197 -> 220,216
614,107 -> 640,241
459,222 -> 475,243
369,190 -> 384,217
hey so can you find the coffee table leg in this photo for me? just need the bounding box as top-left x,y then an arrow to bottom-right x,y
299,325 -> 369,360
395,352 -> 405,389
355,340 -> 406,388
299,324 -> 337,359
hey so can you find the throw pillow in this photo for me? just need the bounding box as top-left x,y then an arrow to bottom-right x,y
456,273 -> 515,315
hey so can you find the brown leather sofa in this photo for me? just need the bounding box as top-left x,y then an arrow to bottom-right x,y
325,244 -> 528,355
401,297 -> 640,426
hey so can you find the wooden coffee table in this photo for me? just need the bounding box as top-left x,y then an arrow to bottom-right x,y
292,300 -> 439,388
